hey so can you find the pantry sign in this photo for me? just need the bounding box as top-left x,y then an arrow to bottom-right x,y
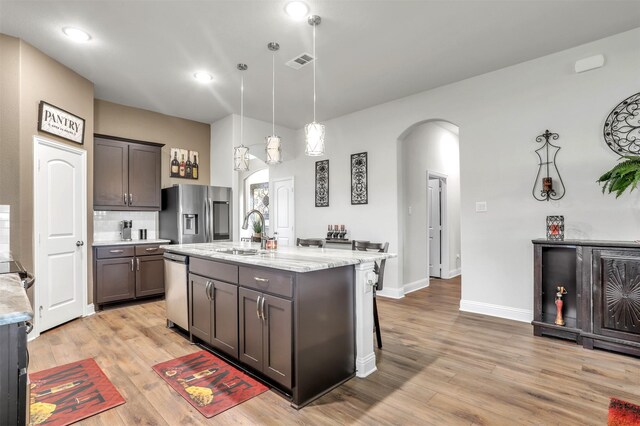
38,101 -> 85,144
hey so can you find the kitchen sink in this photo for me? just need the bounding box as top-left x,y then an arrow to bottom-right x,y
215,248 -> 262,256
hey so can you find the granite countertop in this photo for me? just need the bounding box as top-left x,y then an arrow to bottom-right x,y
93,239 -> 172,247
161,242 -> 396,273
531,239 -> 640,248
0,273 -> 33,326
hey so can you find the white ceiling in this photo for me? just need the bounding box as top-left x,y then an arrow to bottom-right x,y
1,1 -> 639,129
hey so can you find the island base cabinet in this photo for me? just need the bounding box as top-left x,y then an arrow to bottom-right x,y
239,287 -> 292,390
95,258 -> 135,304
190,273 -> 239,359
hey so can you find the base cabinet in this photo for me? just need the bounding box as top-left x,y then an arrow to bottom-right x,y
533,239 -> 640,357
94,244 -> 165,308
0,321 -> 29,426
239,287 -> 292,389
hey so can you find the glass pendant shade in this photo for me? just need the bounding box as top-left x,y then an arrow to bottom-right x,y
265,135 -> 282,164
304,121 -> 325,156
233,145 -> 249,171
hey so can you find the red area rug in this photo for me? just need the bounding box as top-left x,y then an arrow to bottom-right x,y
29,358 -> 125,425
152,350 -> 269,418
609,398 -> 640,425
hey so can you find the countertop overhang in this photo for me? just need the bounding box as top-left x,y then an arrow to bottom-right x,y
93,239 -> 171,247
0,273 -> 34,326
161,242 -> 396,273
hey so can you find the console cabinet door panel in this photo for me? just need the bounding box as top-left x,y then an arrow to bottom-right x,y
136,255 -> 165,297
262,294 -> 292,389
239,287 -> 263,370
95,258 -> 135,304
94,138 -> 128,208
211,280 -> 238,358
190,274 -> 212,344
128,144 -> 161,209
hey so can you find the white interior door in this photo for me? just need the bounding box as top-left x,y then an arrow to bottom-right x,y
271,177 -> 294,247
35,137 -> 86,332
428,178 -> 442,278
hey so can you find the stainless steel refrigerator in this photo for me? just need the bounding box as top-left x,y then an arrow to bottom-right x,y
160,185 -> 232,243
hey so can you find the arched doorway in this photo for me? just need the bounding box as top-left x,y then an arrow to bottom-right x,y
397,119 -> 461,294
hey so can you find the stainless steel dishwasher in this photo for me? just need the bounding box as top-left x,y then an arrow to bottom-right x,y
163,253 -> 189,331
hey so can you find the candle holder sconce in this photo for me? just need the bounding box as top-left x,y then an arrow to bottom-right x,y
532,130 -> 565,201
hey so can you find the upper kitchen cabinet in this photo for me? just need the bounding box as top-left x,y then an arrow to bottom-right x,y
94,134 -> 164,211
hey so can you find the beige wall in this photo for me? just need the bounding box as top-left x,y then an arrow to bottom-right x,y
94,99 -> 211,187
0,35 -> 21,256
0,35 -> 95,303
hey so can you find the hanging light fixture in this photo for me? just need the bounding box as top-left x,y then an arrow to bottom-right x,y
233,63 -> 250,171
265,42 -> 282,165
304,15 -> 325,156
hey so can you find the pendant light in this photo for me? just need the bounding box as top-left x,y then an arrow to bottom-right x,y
304,15 -> 325,156
233,63 -> 250,171
265,42 -> 282,165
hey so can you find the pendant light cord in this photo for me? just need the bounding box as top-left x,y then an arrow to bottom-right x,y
240,74 -> 244,146
272,52 -> 276,135
312,22 -> 317,123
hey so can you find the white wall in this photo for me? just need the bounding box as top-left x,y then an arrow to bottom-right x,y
269,27 -> 640,315
401,122 -> 460,291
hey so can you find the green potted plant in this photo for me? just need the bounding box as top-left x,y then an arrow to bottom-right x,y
252,220 -> 263,242
597,156 -> 640,198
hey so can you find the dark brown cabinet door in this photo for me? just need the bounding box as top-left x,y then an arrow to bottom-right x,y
128,144 -> 161,209
95,258 -> 135,304
238,287 -> 263,371
211,280 -> 238,358
94,138 -> 128,208
262,294 -> 292,389
135,255 -> 165,297
190,274 -> 212,344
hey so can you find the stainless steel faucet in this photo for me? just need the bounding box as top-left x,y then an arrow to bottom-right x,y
242,209 -> 266,249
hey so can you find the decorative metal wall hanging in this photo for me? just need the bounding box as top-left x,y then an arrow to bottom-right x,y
532,130 -> 565,201
546,215 -> 564,241
603,92 -> 640,155
315,160 -> 329,207
351,152 -> 368,205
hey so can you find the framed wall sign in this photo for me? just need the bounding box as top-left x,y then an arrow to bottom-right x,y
315,160 -> 329,207
38,101 -> 85,144
351,152 -> 368,205
170,148 -> 199,179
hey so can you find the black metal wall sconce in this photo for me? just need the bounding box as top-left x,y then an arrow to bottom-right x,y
532,129 -> 565,201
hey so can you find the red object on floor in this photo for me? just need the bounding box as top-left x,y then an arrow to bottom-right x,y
29,358 -> 125,426
609,398 -> 640,426
152,350 -> 269,418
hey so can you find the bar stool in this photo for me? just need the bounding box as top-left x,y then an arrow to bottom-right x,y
352,240 -> 389,349
296,238 -> 326,248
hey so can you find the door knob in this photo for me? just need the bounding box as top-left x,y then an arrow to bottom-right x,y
76,241 -> 84,247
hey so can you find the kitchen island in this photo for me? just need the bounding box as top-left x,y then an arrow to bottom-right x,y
161,241 -> 395,408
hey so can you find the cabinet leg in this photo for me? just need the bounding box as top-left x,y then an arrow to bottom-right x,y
533,326 -> 542,337
583,337 -> 594,350
166,319 -> 174,328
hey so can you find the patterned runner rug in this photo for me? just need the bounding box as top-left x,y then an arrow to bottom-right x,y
152,350 -> 269,418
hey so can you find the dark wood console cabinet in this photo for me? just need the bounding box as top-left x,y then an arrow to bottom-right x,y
94,134 -> 163,211
533,239 -> 640,357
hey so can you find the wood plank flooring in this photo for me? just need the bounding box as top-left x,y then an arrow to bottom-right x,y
28,276 -> 640,425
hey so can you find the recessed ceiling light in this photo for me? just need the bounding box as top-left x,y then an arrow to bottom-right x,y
285,1 -> 309,20
193,72 -> 214,83
62,27 -> 91,42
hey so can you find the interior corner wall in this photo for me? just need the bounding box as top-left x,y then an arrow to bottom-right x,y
94,99 -> 211,188
268,27 -> 640,313
14,37 -> 95,303
401,122 -> 461,289
0,35 -> 21,259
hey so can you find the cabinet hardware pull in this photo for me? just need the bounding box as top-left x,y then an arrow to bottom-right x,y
123,193 -> 127,205
109,249 -> 124,253
136,258 -> 140,271
129,193 -> 133,204
25,321 -> 34,334
145,247 -> 158,251
130,259 -> 134,271
254,277 -> 269,283
256,296 -> 262,319
210,281 -> 215,300
208,281 -> 214,301
260,297 -> 266,321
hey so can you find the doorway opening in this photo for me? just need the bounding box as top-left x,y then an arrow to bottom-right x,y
428,173 -> 447,279
240,167 -> 269,241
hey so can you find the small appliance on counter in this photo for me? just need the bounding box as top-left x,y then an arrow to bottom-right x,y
326,224 -> 348,241
121,220 -> 132,241
0,260 -> 35,289
139,229 -> 147,240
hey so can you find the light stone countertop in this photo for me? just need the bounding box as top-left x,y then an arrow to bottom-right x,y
93,239 -> 172,247
0,273 -> 33,326
161,242 -> 396,273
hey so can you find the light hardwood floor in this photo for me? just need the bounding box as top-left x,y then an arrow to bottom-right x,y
29,276 -> 640,425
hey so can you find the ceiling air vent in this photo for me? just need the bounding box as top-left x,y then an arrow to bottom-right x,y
285,52 -> 315,70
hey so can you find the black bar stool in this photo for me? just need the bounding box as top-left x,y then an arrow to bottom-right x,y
296,238 -> 326,248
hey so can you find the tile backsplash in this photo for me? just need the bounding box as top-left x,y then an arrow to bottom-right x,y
94,211 -> 159,242
0,205 -> 9,253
